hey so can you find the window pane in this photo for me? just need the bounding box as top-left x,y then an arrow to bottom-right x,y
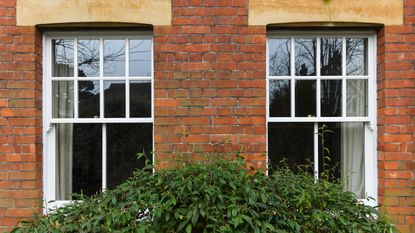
56,123 -> 102,200
321,38 -> 342,76
52,39 -> 74,77
268,123 -> 314,173
347,79 -> 367,117
318,123 -> 365,198
104,81 -> 125,118
107,123 -> 152,189
321,80 -> 342,117
52,81 -> 74,118
78,81 -> 100,118
295,80 -> 316,117
295,38 -> 316,76
318,123 -> 341,181
130,81 -> 151,117
269,80 -> 290,117
104,40 -> 125,77
130,39 -> 152,77
346,38 -> 368,76
78,39 -> 100,77
269,39 -> 290,76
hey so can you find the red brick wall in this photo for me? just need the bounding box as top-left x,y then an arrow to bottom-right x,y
0,0 -> 43,231
153,0 -> 267,169
377,1 -> 415,232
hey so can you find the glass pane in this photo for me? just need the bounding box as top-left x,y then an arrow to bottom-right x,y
321,80 -> 342,117
318,123 -> 365,198
104,40 -> 125,77
78,39 -> 100,77
346,38 -> 368,76
130,39 -> 152,77
268,123 -> 314,173
347,80 -> 367,117
104,81 -> 125,118
295,80 -> 316,117
269,80 -> 290,117
321,38 -> 342,76
295,38 -> 316,76
52,39 -> 74,77
269,39 -> 290,76
52,81 -> 74,118
107,123 -> 153,189
78,81 -> 100,118
130,81 -> 151,117
56,123 -> 102,200
318,123 -> 341,181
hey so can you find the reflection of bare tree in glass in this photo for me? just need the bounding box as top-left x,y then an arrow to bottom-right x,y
269,39 -> 290,76
269,80 -> 290,117
346,38 -> 367,76
53,39 -> 151,77
295,39 -> 316,76
53,39 -> 74,77
104,40 -> 126,76
321,38 -> 342,75
78,40 -> 100,77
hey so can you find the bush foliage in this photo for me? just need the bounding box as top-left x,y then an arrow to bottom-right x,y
13,158 -> 395,233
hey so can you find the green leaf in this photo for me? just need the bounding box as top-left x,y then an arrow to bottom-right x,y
177,220 -> 189,232
186,224 -> 192,233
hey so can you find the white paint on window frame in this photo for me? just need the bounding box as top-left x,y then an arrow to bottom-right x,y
266,31 -> 377,206
42,31 -> 154,212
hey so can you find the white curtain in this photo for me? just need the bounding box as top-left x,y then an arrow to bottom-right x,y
341,80 -> 366,198
53,81 -> 74,200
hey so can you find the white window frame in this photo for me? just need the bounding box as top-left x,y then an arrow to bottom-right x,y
42,31 -> 154,212
266,31 -> 377,206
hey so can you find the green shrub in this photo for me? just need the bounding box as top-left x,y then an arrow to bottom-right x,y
13,158 -> 395,233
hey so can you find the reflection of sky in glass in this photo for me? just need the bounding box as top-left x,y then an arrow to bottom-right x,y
346,38 -> 367,76
130,40 -> 152,77
53,39 -> 74,77
79,80 -> 100,95
104,80 -> 124,90
269,39 -> 290,76
78,40 -> 100,77
104,40 -> 125,77
295,39 -> 316,76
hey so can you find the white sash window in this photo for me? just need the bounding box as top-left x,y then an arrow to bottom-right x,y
43,32 -> 153,210
266,32 -> 377,205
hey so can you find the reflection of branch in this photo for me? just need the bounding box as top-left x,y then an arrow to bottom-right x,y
77,40 -> 100,75
269,40 -> 290,76
295,39 -> 316,75
346,39 -> 366,75
54,39 -> 151,77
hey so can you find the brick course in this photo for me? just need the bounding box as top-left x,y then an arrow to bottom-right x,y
153,0 -> 266,169
377,1 -> 415,232
0,0 -> 43,231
